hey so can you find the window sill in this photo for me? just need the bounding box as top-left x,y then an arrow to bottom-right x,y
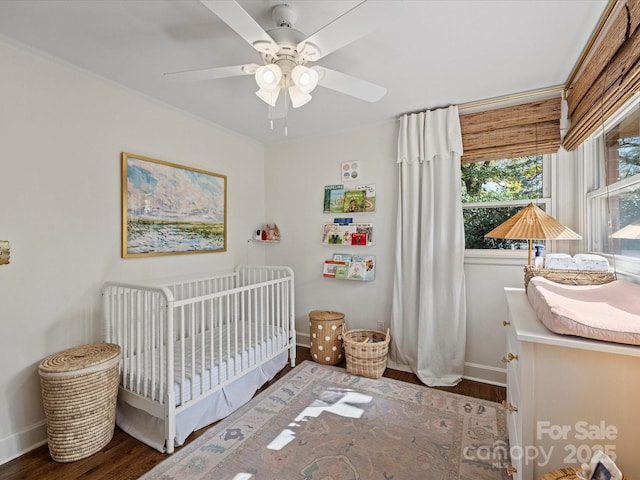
464,249 -> 528,266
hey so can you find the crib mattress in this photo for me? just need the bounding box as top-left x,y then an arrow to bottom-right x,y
527,276 -> 640,345
122,323 -> 288,406
116,349 -> 288,452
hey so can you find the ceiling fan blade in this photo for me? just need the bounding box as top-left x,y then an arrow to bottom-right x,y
200,0 -> 279,55
298,0 -> 395,61
313,67 -> 386,103
164,64 -> 259,82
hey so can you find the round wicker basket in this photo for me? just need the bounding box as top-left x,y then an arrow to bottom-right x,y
309,310 -> 345,365
343,328 -> 390,379
38,343 -> 121,462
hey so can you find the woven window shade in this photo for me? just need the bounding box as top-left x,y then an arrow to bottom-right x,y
563,0 -> 640,151
460,96 -> 562,163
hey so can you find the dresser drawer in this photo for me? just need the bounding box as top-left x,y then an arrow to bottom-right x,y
506,406 -> 522,480
504,322 -> 522,394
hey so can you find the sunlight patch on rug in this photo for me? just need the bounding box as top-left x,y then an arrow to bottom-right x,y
139,361 -> 510,480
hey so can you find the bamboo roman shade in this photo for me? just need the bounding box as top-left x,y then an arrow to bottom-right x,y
563,0 -> 640,150
459,96 -> 562,163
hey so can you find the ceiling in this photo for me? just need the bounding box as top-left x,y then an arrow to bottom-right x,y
0,0 -> 610,144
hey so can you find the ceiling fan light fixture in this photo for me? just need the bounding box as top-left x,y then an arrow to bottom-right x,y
291,65 -> 318,94
288,85 -> 312,108
256,87 -> 280,107
255,64 -> 282,91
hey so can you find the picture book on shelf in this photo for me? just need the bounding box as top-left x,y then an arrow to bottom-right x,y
334,264 -> 349,279
324,185 -> 346,213
343,190 -> 367,212
323,260 -> 345,277
356,184 -> 376,212
354,223 -> 373,244
350,255 -> 375,281
322,223 -> 357,244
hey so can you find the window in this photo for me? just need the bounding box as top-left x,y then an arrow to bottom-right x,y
462,155 -> 550,249
587,97 -> 640,262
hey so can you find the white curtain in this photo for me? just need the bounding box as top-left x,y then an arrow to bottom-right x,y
391,106 -> 466,386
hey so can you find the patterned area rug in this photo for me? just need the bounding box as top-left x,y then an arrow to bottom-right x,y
140,361 -> 510,480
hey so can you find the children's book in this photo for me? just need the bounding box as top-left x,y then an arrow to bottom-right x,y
350,255 -> 375,281
334,264 -> 349,280
323,260 -> 345,277
323,185 -> 345,213
343,190 -> 367,213
354,223 -> 373,244
356,184 -> 376,212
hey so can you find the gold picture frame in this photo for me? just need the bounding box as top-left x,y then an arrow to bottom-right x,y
121,152 -> 227,258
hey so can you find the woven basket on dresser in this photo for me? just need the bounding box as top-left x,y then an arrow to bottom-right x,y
524,265 -> 615,291
343,328 -> 390,379
38,343 -> 121,462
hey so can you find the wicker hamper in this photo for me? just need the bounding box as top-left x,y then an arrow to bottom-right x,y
38,343 -> 121,462
524,265 -> 615,291
343,328 -> 390,379
309,310 -> 345,365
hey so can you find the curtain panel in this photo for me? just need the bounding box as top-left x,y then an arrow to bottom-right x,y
392,106 -> 466,386
563,0 -> 640,150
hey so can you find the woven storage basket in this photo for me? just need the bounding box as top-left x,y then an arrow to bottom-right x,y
524,265 -> 615,291
38,343 -> 121,462
309,310 -> 345,365
343,328 -> 390,379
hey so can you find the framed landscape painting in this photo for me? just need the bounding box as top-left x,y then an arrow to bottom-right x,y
121,152 -> 227,258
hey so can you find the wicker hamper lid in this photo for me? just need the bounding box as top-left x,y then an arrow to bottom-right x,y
38,343 -> 121,377
309,310 -> 345,321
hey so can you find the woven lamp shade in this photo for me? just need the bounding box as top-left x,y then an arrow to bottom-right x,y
484,202 -> 582,264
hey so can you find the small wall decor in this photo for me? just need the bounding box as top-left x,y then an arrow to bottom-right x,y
0,240 -> 9,265
264,224 -> 280,240
341,161 -> 360,182
121,152 -> 227,258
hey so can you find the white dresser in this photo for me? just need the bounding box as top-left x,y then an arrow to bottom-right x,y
503,287 -> 640,480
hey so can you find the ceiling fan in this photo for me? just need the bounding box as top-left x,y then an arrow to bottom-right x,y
166,0 -> 391,111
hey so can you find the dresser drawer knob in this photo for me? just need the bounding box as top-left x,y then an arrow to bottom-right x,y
503,320 -> 511,326
501,352 -> 519,363
501,400 -> 518,412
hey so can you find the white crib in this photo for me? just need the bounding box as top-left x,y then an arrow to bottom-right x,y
102,265 -> 295,453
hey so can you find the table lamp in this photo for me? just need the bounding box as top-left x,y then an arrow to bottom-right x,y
484,202 -> 582,265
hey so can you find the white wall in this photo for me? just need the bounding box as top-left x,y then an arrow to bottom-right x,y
264,124 -> 526,386
0,39 -> 266,463
264,123 -> 398,336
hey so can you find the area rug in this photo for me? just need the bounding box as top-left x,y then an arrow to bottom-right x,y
140,361 -> 510,480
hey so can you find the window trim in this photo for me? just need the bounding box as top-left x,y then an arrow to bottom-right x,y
584,92 -> 640,275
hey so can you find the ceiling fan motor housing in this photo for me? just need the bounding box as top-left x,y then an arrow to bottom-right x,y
272,4 -> 298,28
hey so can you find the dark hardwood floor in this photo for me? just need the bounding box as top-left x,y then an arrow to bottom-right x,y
0,346 -> 506,480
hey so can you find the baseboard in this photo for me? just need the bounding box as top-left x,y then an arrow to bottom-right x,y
296,332 -> 310,347
0,420 -> 47,466
463,362 -> 506,387
297,333 -> 507,387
